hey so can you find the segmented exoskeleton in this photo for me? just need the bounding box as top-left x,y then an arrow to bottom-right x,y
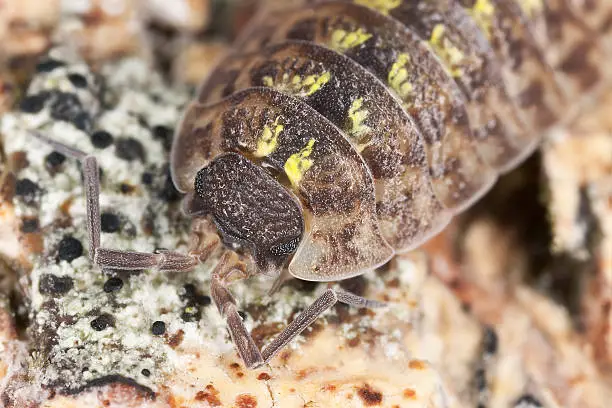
176,0 -> 612,274
38,0 -> 612,369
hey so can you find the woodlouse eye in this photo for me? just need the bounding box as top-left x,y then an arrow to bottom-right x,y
193,152 -> 304,273
269,236 -> 301,257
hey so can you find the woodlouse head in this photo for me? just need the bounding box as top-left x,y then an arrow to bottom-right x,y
188,152 -> 304,275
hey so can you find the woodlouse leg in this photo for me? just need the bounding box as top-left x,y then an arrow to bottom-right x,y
211,251 -> 385,369
95,248 -> 198,272
29,131 -> 100,260
28,131 -> 200,272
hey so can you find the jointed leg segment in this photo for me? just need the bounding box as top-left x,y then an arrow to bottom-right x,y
210,252 -> 385,369
31,131 -> 199,272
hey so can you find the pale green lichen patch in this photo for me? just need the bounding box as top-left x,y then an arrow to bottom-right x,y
1,48 -> 212,393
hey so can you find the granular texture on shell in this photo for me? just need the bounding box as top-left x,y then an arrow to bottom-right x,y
174,0 -> 612,281
194,152 -> 304,273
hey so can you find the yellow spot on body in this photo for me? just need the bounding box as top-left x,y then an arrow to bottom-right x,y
330,28 -> 373,52
262,76 -> 274,87
518,0 -> 543,17
305,72 -> 331,96
354,0 -> 401,15
388,53 -> 414,99
255,117 -> 283,157
284,139 -> 316,187
429,24 -> 465,78
348,97 -> 371,141
468,0 -> 495,37
261,72 -> 331,97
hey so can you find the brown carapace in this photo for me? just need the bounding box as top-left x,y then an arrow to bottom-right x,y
40,0 -> 612,369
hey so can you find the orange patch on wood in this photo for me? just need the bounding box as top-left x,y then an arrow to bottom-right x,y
321,384 -> 337,392
257,372 -> 271,381
21,232 -> 43,254
167,394 -> 182,408
347,337 -> 360,347
408,359 -> 427,370
59,196 -> 74,215
9,151 -> 29,172
279,349 -> 292,364
167,329 -> 185,348
235,393 -> 257,408
251,322 -> 283,348
295,367 -> 318,380
0,173 -> 16,202
403,388 -> 417,399
357,383 -> 383,406
195,384 -> 221,406
103,382 -> 152,405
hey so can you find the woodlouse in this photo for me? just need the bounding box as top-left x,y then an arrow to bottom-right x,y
34,0 -> 612,369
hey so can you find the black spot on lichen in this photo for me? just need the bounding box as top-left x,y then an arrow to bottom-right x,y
179,283 -> 212,312
67,73 -> 88,88
180,306 -> 201,323
72,112 -> 92,131
141,369 -> 151,377
15,178 -> 40,204
151,321 -> 166,335
49,92 -> 91,131
115,138 -> 146,162
36,58 -> 66,73
120,183 -> 136,194
45,151 -> 66,170
136,115 -> 149,129
39,274 -> 74,296
91,313 -> 115,331
91,130 -> 114,149
197,295 -> 211,306
474,367 -> 487,391
180,284 -> 196,299
141,172 -> 154,185
103,277 -> 123,293
152,125 -> 173,151
20,92 -> 50,114
20,217 -> 39,233
101,212 -> 121,233
482,326 -> 498,355
56,236 -> 83,263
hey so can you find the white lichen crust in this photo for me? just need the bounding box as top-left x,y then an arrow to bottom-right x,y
0,49 -> 455,407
